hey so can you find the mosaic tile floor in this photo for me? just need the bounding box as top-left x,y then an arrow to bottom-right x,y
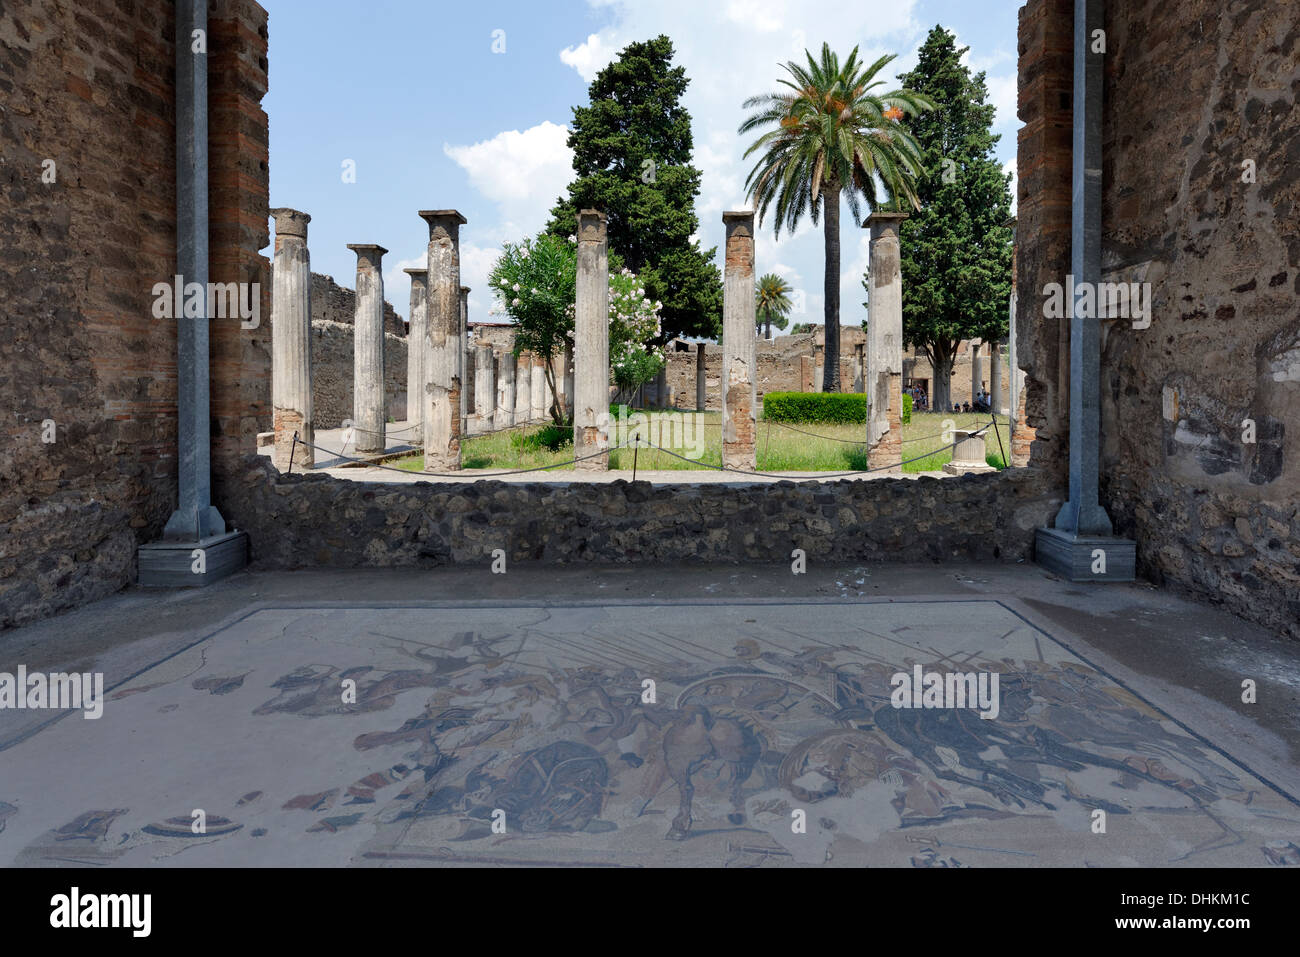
2,601 -> 1296,867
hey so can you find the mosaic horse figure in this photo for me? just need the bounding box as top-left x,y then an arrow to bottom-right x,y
663,704 -> 762,840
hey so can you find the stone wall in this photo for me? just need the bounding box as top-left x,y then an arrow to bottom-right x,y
1093,0 -> 1300,637
227,455 -> 1060,569
0,0 -> 270,629
283,272 -> 408,429
308,272 -> 404,337
311,321 -> 409,431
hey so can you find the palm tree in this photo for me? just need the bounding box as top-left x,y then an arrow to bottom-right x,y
739,44 -> 932,391
755,273 -> 794,339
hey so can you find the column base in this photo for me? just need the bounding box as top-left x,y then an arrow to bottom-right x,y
1035,527 -> 1136,582
138,530 -> 249,588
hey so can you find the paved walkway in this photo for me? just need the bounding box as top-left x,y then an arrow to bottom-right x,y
2,565 -> 1296,867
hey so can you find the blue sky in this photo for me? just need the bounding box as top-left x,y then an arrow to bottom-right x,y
262,0 -> 1021,327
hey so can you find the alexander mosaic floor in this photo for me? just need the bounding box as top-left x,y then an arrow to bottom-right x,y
1,601 -> 1297,867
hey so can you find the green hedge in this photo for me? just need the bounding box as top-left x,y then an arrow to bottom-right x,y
762,392 -> 866,424
902,392 -> 913,425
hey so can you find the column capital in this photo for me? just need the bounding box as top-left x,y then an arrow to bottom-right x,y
347,244 -> 388,267
403,267 -> 428,278
419,209 -> 468,228
866,210 -> 909,233
271,208 -> 311,239
577,209 -> 607,243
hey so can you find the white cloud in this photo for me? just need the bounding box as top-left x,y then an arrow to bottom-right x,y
559,32 -> 618,82
986,73 -> 1018,131
443,121 -> 574,231
383,242 -> 509,325
549,0 -> 926,321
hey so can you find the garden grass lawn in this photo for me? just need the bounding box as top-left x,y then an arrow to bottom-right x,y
388,410 -> 1012,474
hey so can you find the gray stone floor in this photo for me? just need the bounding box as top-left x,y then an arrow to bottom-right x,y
1,564 -> 1297,867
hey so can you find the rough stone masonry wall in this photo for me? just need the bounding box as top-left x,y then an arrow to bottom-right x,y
1094,0 -> 1300,638
227,456 -> 1060,569
0,0 -> 270,629
273,272 -> 408,429
310,322 -> 408,430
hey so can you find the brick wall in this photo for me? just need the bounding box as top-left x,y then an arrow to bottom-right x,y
0,0 -> 270,628
1016,0 -> 1072,480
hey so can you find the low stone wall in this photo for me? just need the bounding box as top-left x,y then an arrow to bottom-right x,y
225,457 -> 1060,569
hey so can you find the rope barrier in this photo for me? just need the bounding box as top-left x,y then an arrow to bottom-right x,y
289,436 -> 613,478
624,437 -> 964,480
290,417 -> 1002,481
342,420 -> 423,438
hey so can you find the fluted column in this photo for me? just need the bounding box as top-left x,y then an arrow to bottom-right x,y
721,211 -> 756,470
459,286 -> 470,439
271,208 -> 313,470
348,243 -> 387,454
865,212 -> 907,474
419,210 -> 466,471
474,343 -> 495,433
497,351 -> 515,429
574,209 -> 610,470
404,268 -> 427,432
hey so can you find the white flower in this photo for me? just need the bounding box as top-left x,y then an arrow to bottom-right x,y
512,283 -> 520,292
512,297 -> 521,307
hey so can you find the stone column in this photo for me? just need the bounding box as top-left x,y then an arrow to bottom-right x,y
854,343 -> 865,393
970,340 -> 983,406
865,212 -> 907,474
562,344 -> 575,422
419,210 -> 466,471
459,286 -> 470,439
531,354 -> 547,423
403,268 -> 427,429
1036,0 -> 1132,582
695,342 -> 707,411
514,353 -> 531,423
990,340 -> 1004,416
474,343 -> 495,434
544,359 -> 556,420
348,243 -> 388,454
496,351 -> 515,430
271,208 -> 313,470
574,209 -> 610,470
721,211 -> 757,471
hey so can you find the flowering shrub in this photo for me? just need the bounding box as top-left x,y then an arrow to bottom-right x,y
609,267 -> 665,397
488,232 -> 666,418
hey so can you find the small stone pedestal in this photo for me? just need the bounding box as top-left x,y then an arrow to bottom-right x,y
138,530 -> 249,587
942,430 -> 997,475
1035,527 -> 1136,582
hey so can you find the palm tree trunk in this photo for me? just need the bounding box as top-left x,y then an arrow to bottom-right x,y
822,186 -> 842,392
